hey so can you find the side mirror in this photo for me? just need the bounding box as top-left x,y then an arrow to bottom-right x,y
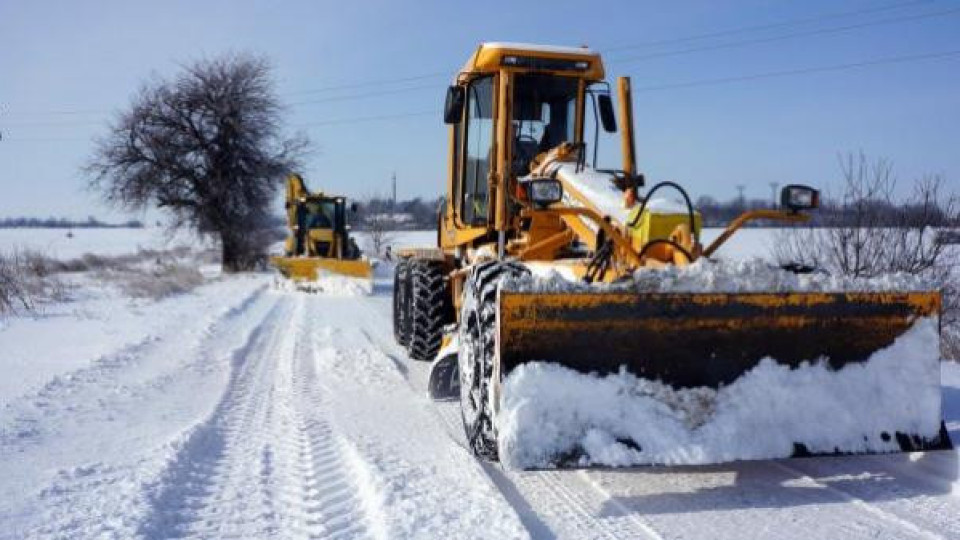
350,202 -> 358,213
780,184 -> 820,212
444,86 -> 465,124
598,94 -> 617,133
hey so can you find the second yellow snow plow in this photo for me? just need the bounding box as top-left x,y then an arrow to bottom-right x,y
271,173 -> 372,286
392,42 -> 950,467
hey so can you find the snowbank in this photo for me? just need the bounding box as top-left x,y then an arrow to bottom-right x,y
497,317 -> 943,469
507,258 -> 934,293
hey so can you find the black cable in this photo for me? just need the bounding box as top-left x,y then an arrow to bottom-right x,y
627,181 -> 698,246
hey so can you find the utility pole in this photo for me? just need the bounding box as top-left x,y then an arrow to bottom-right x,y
391,172 -> 397,212
769,182 -> 779,207
736,184 -> 746,209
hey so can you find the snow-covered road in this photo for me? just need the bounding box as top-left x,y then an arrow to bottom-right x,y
2,275 -> 959,539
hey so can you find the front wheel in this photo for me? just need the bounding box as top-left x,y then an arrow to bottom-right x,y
458,261 -> 529,461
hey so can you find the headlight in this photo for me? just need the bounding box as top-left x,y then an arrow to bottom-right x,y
780,184 -> 820,212
525,179 -> 563,208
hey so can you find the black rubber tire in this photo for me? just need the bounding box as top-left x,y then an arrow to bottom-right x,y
407,259 -> 452,361
393,260 -> 411,347
458,260 -> 529,461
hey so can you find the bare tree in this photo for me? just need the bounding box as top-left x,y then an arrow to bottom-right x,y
86,53 -> 307,271
365,213 -> 398,259
775,152 -> 959,357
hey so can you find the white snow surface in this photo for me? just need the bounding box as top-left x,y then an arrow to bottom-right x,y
2,229 -> 960,540
498,318 -> 943,469
0,277 -> 528,539
482,42 -> 596,55
0,227 -> 204,259
509,257 -> 933,293
554,164 -> 630,223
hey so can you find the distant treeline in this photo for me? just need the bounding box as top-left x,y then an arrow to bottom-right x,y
696,196 -> 958,228
0,216 -> 145,229
353,198 -> 441,230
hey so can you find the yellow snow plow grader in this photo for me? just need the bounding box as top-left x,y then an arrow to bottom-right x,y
393,42 -> 950,464
271,173 -> 372,284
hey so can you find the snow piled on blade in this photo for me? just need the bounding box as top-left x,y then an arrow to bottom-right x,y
507,258 -> 933,293
497,317 -> 943,469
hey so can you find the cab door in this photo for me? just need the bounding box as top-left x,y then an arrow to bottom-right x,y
442,75 -> 497,249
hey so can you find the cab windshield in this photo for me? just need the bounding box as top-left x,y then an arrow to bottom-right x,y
303,200 -> 338,230
511,74 -> 579,175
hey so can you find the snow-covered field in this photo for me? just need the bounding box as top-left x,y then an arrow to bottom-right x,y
0,227 -> 204,259
1,228 -> 959,539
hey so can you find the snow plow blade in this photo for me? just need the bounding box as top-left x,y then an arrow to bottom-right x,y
497,290 -> 952,453
271,256 -> 373,281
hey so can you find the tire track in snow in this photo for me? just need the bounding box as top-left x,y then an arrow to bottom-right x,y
425,390 -> 662,539
291,317 -> 381,539
137,293 -> 379,539
2,283 -> 275,540
136,299 -> 292,539
770,460 -> 952,540
0,283 -> 269,450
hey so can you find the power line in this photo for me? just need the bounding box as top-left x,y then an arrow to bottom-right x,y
285,72 -> 448,97
609,5 -> 960,64
631,48 -> 960,93
287,83 -> 438,107
4,2 -> 942,117
0,137 -> 91,143
287,0 -> 937,96
294,110 -> 435,128
6,47 -> 960,132
603,0 -> 933,52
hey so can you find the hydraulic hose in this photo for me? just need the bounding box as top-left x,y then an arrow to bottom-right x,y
627,181 -> 699,246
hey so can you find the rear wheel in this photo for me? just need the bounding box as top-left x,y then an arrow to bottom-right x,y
407,259 -> 452,361
459,261 -> 529,460
393,260 -> 411,347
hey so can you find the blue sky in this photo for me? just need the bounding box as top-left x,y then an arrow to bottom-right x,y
1,0 -> 958,220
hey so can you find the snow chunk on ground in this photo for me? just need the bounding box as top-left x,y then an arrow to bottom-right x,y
507,258 -> 933,293
498,318 -> 943,469
275,274 -> 372,295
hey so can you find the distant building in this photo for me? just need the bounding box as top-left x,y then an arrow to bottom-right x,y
364,212 -> 415,228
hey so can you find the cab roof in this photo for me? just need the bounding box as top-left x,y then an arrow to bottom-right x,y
460,42 -> 605,80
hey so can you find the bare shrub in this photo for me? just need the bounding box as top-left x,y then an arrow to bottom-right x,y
775,153 -> 959,358
0,250 -> 72,313
20,249 -> 55,278
105,263 -> 205,300
0,253 -> 33,313
365,214 -> 397,258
